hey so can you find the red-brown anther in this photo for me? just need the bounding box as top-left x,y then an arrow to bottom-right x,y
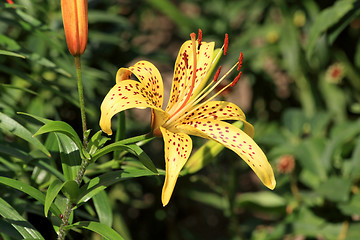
224,33 -> 229,55
197,29 -> 203,50
230,71 -> 242,87
213,66 -> 222,82
182,52 -> 189,69
61,0 -> 88,56
237,52 -> 243,71
6,0 -> 14,4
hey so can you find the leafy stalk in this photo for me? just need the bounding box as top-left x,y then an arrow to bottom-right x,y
75,56 -> 88,149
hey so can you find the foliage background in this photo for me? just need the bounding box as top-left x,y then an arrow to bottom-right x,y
1,0 -> 360,239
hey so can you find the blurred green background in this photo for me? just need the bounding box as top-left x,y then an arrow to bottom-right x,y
2,0 -> 360,239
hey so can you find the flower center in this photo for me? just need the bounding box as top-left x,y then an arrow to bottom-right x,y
163,33 -> 244,130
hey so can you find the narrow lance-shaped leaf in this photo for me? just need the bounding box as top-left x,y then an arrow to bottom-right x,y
0,112 -> 50,157
92,142 -> 158,173
44,179 -> 64,217
0,197 -> 44,240
93,190 -> 113,227
33,121 -> 83,153
65,221 -> 125,240
0,177 -> 62,218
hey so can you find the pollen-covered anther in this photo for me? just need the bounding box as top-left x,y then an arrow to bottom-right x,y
197,29 -> 203,50
230,71 -> 242,87
182,52 -> 189,69
224,33 -> 229,56
213,66 -> 222,82
237,52 -> 243,71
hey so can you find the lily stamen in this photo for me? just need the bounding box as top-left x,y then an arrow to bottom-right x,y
164,62 -> 240,128
197,29 -> 202,50
213,66 -> 222,82
230,71 -> 242,87
223,33 -> 229,56
237,52 -> 243,71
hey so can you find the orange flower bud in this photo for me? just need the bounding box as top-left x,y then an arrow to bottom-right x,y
61,0 -> 88,56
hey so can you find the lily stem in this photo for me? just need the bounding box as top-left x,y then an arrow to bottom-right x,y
75,56 -> 88,149
57,56 -> 89,240
57,133 -> 154,239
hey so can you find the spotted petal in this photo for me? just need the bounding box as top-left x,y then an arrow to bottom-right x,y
185,101 -> 254,137
126,61 -> 164,108
176,119 -> 276,190
160,126 -> 192,206
166,40 -> 215,114
100,80 -> 165,135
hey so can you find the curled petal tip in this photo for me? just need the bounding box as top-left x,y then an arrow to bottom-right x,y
267,178 -> 276,190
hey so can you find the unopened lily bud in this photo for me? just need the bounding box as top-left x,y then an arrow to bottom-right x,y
61,0 -> 88,56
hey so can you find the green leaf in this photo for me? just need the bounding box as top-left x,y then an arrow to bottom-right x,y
55,133 -> 81,182
93,190 -> 113,227
322,119 -> 360,171
65,221 -> 125,240
0,197 -> 44,240
0,49 -> 25,58
306,0 -> 356,60
78,165 -> 160,203
0,143 -> 31,162
92,142 -> 157,173
0,83 -> 37,95
128,144 -> 158,173
339,194 -> 360,216
62,180 -> 79,202
317,176 -> 351,202
350,136 -> 360,180
346,223 -> 360,240
295,137 -> 327,181
236,191 -> 286,209
34,121 -> 83,153
184,140 -> 224,174
87,130 -> 110,155
0,112 -> 51,157
147,0 -> 194,35
44,179 -> 64,217
186,191 -> 228,210
0,177 -> 61,218
282,109 -> 306,138
17,112 -> 52,124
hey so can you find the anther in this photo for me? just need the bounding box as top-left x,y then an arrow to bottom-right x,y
230,71 -> 242,87
213,66 -> 222,82
224,33 -> 229,55
182,52 -> 189,69
198,29 -> 203,50
237,52 -> 243,71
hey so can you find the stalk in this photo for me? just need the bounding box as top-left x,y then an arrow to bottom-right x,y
74,56 -> 88,148
57,55 -> 89,240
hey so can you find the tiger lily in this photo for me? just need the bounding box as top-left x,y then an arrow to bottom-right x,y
100,30 -> 276,206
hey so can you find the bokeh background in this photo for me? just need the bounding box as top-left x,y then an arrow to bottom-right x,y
1,0 -> 360,239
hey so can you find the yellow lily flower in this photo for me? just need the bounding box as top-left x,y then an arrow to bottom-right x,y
100,30 -> 276,206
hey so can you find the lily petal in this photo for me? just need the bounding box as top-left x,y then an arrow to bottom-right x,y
186,101 -> 254,137
100,80 -> 165,135
166,40 -> 215,113
176,119 -> 276,190
127,61 -> 164,108
160,126 -> 192,206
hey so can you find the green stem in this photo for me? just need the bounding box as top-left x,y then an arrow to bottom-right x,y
117,133 -> 154,145
57,56 -> 89,240
114,112 -> 126,159
57,198 -> 72,240
75,56 -> 88,149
